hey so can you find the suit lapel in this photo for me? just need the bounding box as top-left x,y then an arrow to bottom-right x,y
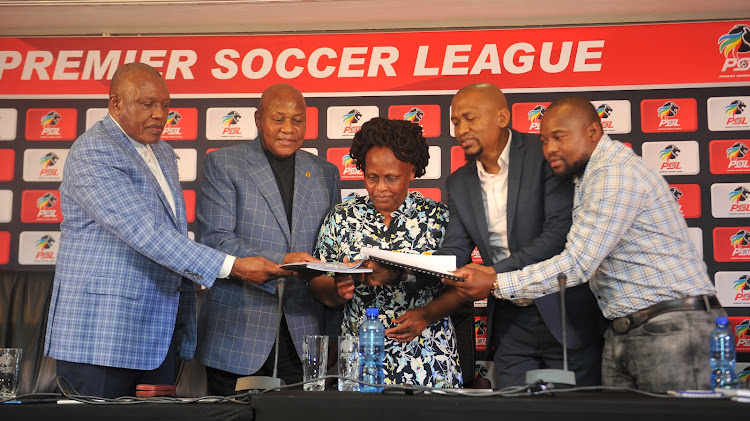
245,141 -> 292,244
506,131 -> 525,243
152,142 -> 184,231
103,116 -> 181,229
291,152 -> 314,248
464,162 -> 492,258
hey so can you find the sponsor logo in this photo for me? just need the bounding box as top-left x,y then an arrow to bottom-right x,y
740,366 -> 750,387
709,140 -> 750,173
161,108 -> 197,140
708,97 -> 750,131
641,99 -> 697,133
471,248 -> 484,264
388,105 -> 441,137
527,105 -> 547,132
475,316 -> 488,352
733,318 -> 750,350
326,106 -> 378,139
594,101 -> 632,134
714,227 -> 750,261
511,102 -> 550,134
669,184 -> 701,218
25,108 -> 77,140
716,272 -> 750,306
0,149 -> 14,181
0,190 -> 12,223
206,107 -> 257,140
18,231 -> 60,265
642,141 -> 700,175
718,24 -> 750,72
711,183 -> 750,218
21,190 -> 62,223
23,149 -> 68,181
327,147 -> 362,180
0,108 -> 18,141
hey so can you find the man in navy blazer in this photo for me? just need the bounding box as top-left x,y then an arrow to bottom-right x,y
387,83 -> 605,387
194,84 -> 341,394
44,63 -> 289,398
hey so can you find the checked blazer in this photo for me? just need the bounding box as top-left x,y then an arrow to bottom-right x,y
194,139 -> 340,375
44,114 -> 227,370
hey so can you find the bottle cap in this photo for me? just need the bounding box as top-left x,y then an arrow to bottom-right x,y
716,316 -> 729,326
366,307 -> 379,318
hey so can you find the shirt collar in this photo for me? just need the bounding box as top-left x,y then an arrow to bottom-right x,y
477,130 -> 512,179
110,114 -> 148,153
573,133 -> 612,185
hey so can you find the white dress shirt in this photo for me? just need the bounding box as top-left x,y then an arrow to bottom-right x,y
112,115 -> 235,278
476,132 -> 512,265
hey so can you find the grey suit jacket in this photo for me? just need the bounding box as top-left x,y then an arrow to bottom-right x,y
194,139 -> 340,375
439,130 -> 604,349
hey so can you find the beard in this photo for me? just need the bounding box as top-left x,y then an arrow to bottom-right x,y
553,155 -> 589,181
464,144 -> 483,163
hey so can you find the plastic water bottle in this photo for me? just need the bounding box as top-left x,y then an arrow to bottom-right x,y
358,307 -> 385,393
710,316 -> 738,391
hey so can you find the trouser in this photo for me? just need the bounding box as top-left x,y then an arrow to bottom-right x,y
602,307 -> 727,393
205,314 -> 303,395
493,303 -> 602,388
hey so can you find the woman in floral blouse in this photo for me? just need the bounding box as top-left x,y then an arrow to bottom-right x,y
310,117 -> 462,388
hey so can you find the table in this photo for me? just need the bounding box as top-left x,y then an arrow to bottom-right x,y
0,401 -> 252,421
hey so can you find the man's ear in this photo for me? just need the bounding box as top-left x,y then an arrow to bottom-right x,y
587,120 -> 603,142
108,95 -> 120,114
497,108 -> 511,129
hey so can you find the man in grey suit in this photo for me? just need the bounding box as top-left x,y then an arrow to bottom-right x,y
386,83 -> 605,387
195,84 -> 340,394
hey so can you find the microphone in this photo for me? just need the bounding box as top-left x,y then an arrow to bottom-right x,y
235,278 -> 286,392
524,272 -> 576,390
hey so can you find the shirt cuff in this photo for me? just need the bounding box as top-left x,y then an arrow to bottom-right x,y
218,255 -> 236,279
494,271 -> 519,300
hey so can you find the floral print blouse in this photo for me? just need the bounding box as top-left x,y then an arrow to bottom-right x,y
314,191 -> 462,388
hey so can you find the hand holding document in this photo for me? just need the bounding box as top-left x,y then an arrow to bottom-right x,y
359,247 -> 465,281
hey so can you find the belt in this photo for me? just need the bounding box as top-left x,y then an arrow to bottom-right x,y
611,295 -> 721,334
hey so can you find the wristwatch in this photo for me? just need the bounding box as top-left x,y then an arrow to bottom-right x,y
491,273 -> 502,299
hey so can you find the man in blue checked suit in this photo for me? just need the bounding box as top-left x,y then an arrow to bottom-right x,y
45,63 -> 290,398
195,84 -> 341,395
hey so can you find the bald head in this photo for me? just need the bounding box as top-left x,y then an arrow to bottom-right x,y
258,84 -> 306,116
454,83 -> 508,111
255,84 -> 307,158
107,62 -> 170,144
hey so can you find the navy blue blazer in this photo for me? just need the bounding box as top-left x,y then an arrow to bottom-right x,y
439,130 -> 604,350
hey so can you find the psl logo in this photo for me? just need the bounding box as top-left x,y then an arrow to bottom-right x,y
40,111 -> 61,135
728,142 -> 750,169
341,154 -> 361,176
731,229 -> 750,256
736,320 -> 750,347
659,145 -> 682,170
670,187 -> 683,201
343,109 -> 363,135
163,110 -> 183,135
221,111 -> 242,135
719,24 -> 750,72
527,105 -> 546,131
725,100 -> 748,125
734,275 -> 750,300
36,192 -> 58,218
403,107 -> 424,123
39,152 -> 59,176
35,234 -> 55,259
597,104 -> 615,129
729,186 -> 750,212
657,102 -> 680,128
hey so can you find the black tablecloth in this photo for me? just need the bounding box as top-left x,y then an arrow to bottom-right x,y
0,402 -> 251,421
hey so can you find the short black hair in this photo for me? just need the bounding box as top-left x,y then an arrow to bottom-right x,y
546,96 -> 601,127
349,117 -> 430,178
